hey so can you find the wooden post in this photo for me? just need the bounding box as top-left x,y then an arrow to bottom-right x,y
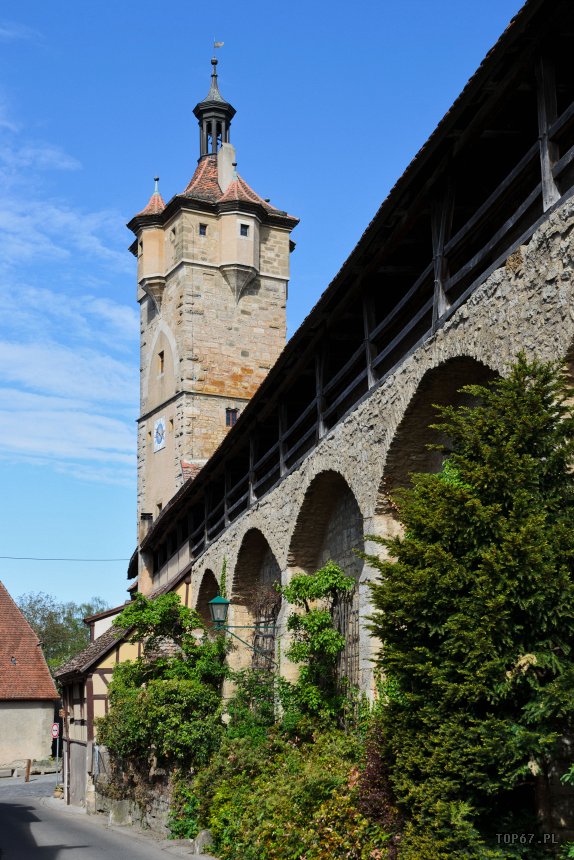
203,490 -> 210,546
278,404 -> 287,477
536,56 -> 560,212
24,759 -> 31,783
431,183 -> 455,331
248,436 -> 256,504
224,468 -> 230,527
362,292 -> 377,388
315,345 -> 326,440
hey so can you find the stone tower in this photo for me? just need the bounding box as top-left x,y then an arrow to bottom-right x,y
128,58 -> 298,542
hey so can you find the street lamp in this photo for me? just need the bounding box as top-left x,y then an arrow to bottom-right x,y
208,594 -> 231,629
207,594 -> 276,664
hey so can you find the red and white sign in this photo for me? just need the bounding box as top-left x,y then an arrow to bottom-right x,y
51,723 -> 59,739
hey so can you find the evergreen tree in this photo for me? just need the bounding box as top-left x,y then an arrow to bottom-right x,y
367,356 -> 574,858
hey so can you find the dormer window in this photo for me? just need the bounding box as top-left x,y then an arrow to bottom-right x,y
240,223 -> 249,237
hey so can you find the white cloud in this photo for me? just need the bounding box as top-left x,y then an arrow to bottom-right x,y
0,142 -> 81,172
0,22 -> 40,42
0,105 -> 139,487
0,388 -> 136,486
0,200 -> 130,271
0,341 -> 137,405
1,284 -> 139,348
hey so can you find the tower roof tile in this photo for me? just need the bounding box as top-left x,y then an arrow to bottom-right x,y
182,154 -> 295,219
137,191 -> 166,217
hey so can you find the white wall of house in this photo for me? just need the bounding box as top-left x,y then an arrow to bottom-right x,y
0,701 -> 56,762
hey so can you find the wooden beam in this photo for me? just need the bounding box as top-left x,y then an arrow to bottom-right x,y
548,99 -> 574,142
369,261 -> 434,344
444,141 -> 538,256
362,292 -> 377,388
203,490 -> 209,547
315,344 -> 326,440
536,55 -> 561,211
431,183 -> 455,331
372,296 -> 434,372
248,436 -> 256,504
278,404 -> 287,477
442,183 -> 574,329
446,182 -> 541,294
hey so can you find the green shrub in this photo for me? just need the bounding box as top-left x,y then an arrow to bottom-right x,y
201,729 -> 372,860
96,593 -> 228,771
368,356 -> 574,856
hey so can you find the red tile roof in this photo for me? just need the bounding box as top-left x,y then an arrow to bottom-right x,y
182,154 -> 295,217
0,581 -> 58,700
219,176 -> 275,211
182,154 -> 222,202
137,190 -> 166,216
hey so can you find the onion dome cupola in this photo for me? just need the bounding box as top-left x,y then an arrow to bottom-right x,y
193,58 -> 236,157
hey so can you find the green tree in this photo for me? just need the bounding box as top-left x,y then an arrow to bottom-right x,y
17,591 -> 109,672
96,593 -> 228,770
367,356 -> 574,858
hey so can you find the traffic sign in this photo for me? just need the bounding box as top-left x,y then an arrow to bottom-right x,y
51,723 -> 59,739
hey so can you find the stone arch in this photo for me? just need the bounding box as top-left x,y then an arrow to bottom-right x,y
287,470 -> 365,688
288,470 -> 364,579
194,569 -> 219,629
377,356 -> 498,514
229,529 -> 282,671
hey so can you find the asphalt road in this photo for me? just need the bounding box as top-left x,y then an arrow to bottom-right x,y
0,775 -> 211,859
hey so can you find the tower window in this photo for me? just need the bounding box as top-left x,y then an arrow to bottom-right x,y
226,407 -> 239,427
138,239 -> 143,256
240,223 -> 249,237
158,351 -> 164,374
199,223 -> 207,236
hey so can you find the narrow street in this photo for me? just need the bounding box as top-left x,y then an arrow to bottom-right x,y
0,775 -> 212,860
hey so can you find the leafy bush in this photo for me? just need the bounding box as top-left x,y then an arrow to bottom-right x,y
96,593 -> 228,771
168,774 -> 201,840
278,561 -> 355,731
225,668 -> 276,741
199,729 -> 373,860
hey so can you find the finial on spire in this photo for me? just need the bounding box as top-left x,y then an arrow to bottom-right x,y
154,176 -> 160,194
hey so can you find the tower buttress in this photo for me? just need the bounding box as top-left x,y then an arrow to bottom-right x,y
128,60 -> 298,595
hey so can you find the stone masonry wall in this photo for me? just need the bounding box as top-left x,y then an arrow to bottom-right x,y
181,196 -> 574,696
137,207 -> 289,524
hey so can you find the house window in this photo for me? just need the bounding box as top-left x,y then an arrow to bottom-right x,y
240,223 -> 249,237
199,223 -> 207,236
226,407 -> 239,427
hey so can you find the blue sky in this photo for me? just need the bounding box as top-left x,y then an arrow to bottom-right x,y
0,0 -> 524,607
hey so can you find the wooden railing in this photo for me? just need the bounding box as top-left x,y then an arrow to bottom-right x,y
150,51 -> 574,579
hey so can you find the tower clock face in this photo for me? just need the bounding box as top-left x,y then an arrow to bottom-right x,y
154,417 -> 166,452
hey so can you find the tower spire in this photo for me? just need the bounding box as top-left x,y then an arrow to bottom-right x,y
193,57 -> 236,158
